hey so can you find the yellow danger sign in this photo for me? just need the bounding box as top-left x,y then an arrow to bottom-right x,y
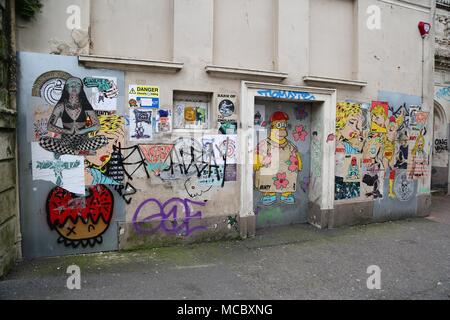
129,85 -> 159,98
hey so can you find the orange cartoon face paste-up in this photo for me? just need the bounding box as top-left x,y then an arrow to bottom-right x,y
184,106 -> 197,122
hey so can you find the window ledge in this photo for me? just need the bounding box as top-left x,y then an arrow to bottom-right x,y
303,76 -> 367,88
205,65 -> 288,82
78,54 -> 184,73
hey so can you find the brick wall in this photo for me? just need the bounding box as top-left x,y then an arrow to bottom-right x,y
0,0 -> 19,279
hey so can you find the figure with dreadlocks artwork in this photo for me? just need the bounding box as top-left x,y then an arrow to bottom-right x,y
39,77 -> 108,156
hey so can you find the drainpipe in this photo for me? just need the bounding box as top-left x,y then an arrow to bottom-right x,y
421,37 -> 425,105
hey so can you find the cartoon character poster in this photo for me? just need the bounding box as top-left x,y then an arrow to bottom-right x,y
253,111 -> 302,205
129,108 -> 153,141
343,154 -> 362,182
370,101 -> 389,133
84,76 -> 118,111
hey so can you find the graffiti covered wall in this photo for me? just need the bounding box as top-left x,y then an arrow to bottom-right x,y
18,53 -> 241,258
433,85 -> 450,192
334,91 -> 430,222
18,52 -> 126,258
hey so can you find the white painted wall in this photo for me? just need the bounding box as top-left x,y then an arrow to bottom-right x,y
16,0 -> 90,55
90,0 -> 174,61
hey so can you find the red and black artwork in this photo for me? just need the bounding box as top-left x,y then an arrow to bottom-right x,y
46,184 -> 114,248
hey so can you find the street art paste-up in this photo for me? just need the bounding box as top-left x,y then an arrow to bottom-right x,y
132,197 -> 207,237
217,94 -> 236,118
335,92 -> 429,202
370,101 -> 389,133
384,102 -> 417,198
128,85 -> 160,109
129,108 -> 153,141
138,144 -> 174,175
31,70 -> 72,106
38,77 -> 109,156
436,86 -> 450,101
408,130 -> 429,180
254,111 -> 303,205
394,170 -> 414,202
32,142 -> 85,195
173,100 -> 208,129
155,109 -> 172,133
202,135 -> 238,165
46,184 -> 114,248
32,104 -> 53,142
29,68 -> 125,249
383,116 -> 399,170
84,76 -> 119,111
217,94 -> 237,134
344,154 -> 362,183
394,131 -> 409,170
362,133 -> 384,200
218,119 -> 238,135
84,114 -> 125,186
410,110 -> 429,132
335,102 -> 365,200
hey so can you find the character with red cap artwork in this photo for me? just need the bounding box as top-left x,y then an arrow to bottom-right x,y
253,111 -> 303,205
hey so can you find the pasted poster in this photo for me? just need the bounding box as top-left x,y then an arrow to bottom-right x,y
217,94 -> 236,119
202,134 -> 238,165
394,170 -> 414,201
32,142 -> 85,195
84,76 -> 119,111
361,133 -> 385,199
370,101 -> 389,133
129,108 -> 153,141
343,154 -> 362,182
155,109 -> 172,133
32,103 -> 53,142
407,131 -> 429,179
139,144 -> 174,175
218,119 -> 237,134
173,100 -> 209,130
31,70 -> 72,106
335,102 -> 365,200
410,110 -> 429,132
84,114 -> 125,186
128,85 -> 160,108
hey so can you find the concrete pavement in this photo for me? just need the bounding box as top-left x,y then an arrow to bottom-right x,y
1,196 -> 450,300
